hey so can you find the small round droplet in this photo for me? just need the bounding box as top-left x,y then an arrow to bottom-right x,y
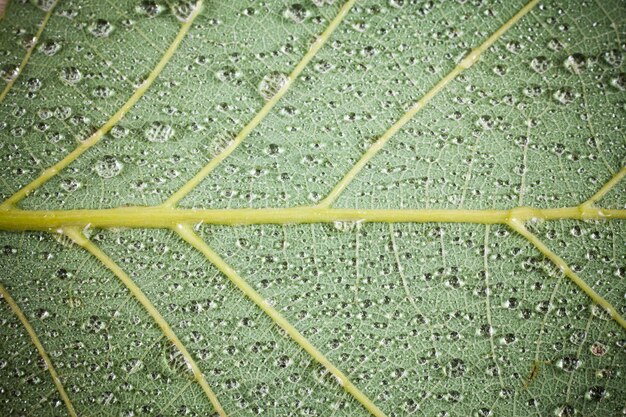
60,67 -> 82,85
552,88 -> 577,105
135,1 -> 165,17
0,65 -> 19,82
563,53 -> 586,74
530,56 -> 551,74
88,19 -> 115,38
36,0 -> 56,11
144,122 -> 174,143
283,4 -> 310,23
93,156 -> 123,179
171,1 -> 198,22
258,72 -> 289,101
556,355 -> 581,373
39,40 -> 62,56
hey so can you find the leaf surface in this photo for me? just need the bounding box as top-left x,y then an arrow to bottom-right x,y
0,1 -> 624,416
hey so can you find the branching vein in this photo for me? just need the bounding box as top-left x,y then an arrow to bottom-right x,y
316,0 -> 540,207
61,227 -> 227,417
162,0 -> 357,207
0,0 -> 203,209
0,1 -> 58,103
175,224 -> 388,417
0,282 -> 78,417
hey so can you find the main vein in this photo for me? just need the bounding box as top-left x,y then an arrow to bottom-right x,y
175,224 -> 388,417
0,205 -> 623,230
0,282 -> 78,417
162,0 -> 357,207
0,1 -> 58,103
316,0 -> 540,208
61,227 -> 227,417
0,0 -> 203,209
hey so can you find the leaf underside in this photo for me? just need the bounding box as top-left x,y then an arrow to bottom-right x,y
0,1 -> 624,417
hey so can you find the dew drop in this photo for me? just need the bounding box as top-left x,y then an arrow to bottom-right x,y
135,1 -> 165,17
93,156 -> 123,179
589,341 -> 607,357
215,66 -> 241,83
60,67 -> 82,85
556,355 -> 581,372
164,343 -> 194,378
258,72 -> 289,101
563,53 -> 586,74
552,87 -> 577,105
39,40 -> 62,56
171,1 -> 198,22
144,121 -> 174,143
610,73 -> 626,91
530,56 -> 551,74
60,178 -> 81,192
283,4 -> 310,23
88,19 -> 115,38
36,0 -> 56,11
0,65 -> 19,82
602,49 -> 622,68
584,386 -> 608,401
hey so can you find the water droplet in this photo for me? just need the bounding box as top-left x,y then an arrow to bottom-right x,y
164,343 -> 194,378
60,178 -> 81,192
585,386 -> 608,401
258,72 -> 289,101
39,40 -> 62,56
556,355 -> 581,372
88,19 -> 114,38
283,4 -> 310,23
0,65 -> 19,82
332,221 -> 360,232
215,66 -> 241,83
36,0 -> 56,11
563,53 -> 586,74
93,156 -> 123,179
60,67 -> 82,84
388,0 -> 405,8
530,56 -> 551,74
552,87 -> 577,105
135,1 -> 165,17
602,49 -> 622,68
590,341 -> 607,357
144,121 -> 174,143
610,73 -> 626,91
171,1 -> 198,22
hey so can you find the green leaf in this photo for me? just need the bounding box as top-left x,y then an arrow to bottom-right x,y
0,1 -> 624,416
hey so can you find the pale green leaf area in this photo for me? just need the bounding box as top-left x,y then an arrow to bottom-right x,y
0,0 -> 624,416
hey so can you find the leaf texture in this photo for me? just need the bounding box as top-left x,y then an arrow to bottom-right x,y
0,1 -> 625,416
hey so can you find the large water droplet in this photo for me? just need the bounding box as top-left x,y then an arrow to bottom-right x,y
563,53 -> 586,74
88,19 -> 115,38
530,56 -> 551,74
93,156 -> 123,179
60,67 -> 82,85
258,72 -> 289,101
283,4 -> 310,23
171,1 -> 198,22
144,121 -> 174,143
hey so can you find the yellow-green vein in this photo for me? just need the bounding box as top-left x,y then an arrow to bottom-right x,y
316,0 -> 540,208
175,224 -> 389,417
1,205 -> 624,231
0,282 -> 78,417
581,165 -> 626,208
0,0 -> 58,103
506,218 -> 626,330
162,0 -> 357,207
0,0 -> 204,209
61,226 -> 227,417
